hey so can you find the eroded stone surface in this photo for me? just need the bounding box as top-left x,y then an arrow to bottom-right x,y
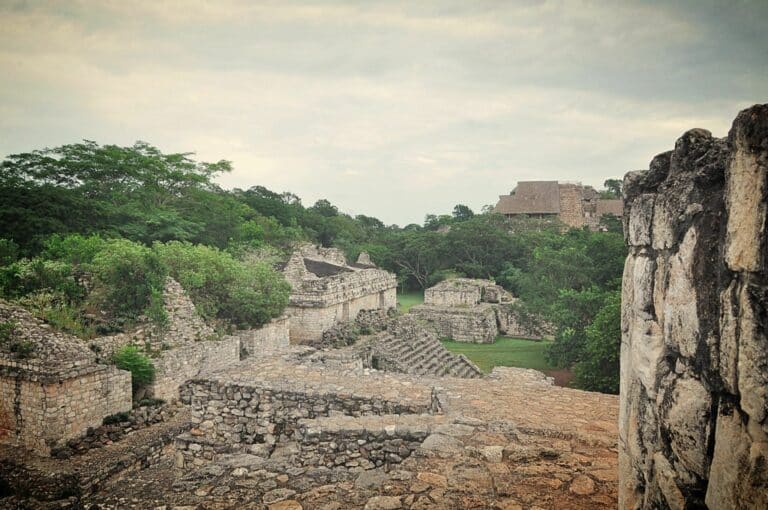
620,103 -> 768,509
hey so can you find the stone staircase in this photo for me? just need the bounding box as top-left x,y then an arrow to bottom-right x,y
363,316 -> 482,379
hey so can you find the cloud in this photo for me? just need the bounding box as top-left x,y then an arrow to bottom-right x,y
0,0 -> 766,225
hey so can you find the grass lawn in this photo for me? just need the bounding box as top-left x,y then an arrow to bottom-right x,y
441,336 -> 556,374
397,291 -> 424,313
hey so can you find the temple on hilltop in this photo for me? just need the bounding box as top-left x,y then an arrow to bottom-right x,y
493,180 -> 623,230
282,245 -> 397,344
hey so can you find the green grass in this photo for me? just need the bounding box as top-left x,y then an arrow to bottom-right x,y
441,336 -> 556,373
397,291 -> 424,313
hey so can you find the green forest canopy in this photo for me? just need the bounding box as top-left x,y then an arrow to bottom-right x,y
0,141 -> 625,393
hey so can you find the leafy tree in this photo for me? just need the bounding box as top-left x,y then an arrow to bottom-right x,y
452,204 -> 475,222
601,178 -> 623,198
0,239 -> 19,266
0,141 -> 233,250
573,291 -> 621,393
390,231 -> 445,289
89,239 -> 166,324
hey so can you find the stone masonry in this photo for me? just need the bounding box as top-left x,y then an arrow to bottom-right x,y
620,104 -> 768,509
410,278 -> 540,343
494,180 -> 623,230
283,246 -> 397,344
0,301 -> 132,455
357,315 -> 483,378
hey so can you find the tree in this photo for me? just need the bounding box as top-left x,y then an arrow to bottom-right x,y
573,291 -> 621,393
602,178 -> 622,198
0,141 -> 234,250
452,204 -> 474,222
392,231 -> 444,289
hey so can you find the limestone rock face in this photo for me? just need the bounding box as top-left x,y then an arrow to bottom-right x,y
620,104 -> 768,509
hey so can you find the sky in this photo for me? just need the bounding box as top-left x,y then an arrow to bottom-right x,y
1,1 -> 766,226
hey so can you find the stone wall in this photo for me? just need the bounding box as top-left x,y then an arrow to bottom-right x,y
288,288 -> 396,344
424,285 -> 481,306
235,316 -> 290,358
0,365 -> 131,454
558,183 -> 586,228
409,303 -> 498,343
294,414 -> 432,469
149,336 -> 240,402
620,104 -> 768,509
495,305 -> 549,340
180,377 -> 434,451
89,277 -> 214,361
0,300 -> 133,455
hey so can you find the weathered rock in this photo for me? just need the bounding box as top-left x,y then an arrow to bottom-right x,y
620,104 -> 768,509
569,475 -> 595,496
363,495 -> 402,510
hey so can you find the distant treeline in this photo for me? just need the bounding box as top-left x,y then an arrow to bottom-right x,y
0,141 -> 625,393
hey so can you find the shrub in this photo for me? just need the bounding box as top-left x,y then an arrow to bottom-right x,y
154,241 -> 290,328
0,238 -> 19,266
0,320 -> 17,343
102,411 -> 130,425
0,258 -> 83,302
41,234 -> 107,266
145,288 -> 168,329
17,290 -> 95,339
90,239 -> 166,322
113,345 -> 155,393
10,340 -> 35,359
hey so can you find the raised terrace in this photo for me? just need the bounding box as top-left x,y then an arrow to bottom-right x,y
85,352 -> 620,509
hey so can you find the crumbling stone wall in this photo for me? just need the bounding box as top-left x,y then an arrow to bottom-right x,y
558,183 -> 587,228
179,378 -> 435,451
294,414 -> 432,469
149,336 -> 240,402
0,365 -> 131,454
235,316 -> 290,357
0,301 -> 132,455
410,303 -> 498,343
620,104 -> 768,509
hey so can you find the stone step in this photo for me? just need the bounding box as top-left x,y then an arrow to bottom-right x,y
404,346 -> 445,370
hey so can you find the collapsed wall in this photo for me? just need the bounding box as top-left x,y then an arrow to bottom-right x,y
620,104 -> 768,509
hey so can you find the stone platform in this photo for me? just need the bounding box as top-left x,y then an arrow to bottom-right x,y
63,351 -> 620,510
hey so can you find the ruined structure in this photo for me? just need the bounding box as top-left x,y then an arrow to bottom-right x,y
620,104 -> 768,509
1,268 -> 620,509
410,278 -> 541,343
283,246 -> 397,344
0,301 -> 132,455
494,180 -> 623,229
358,315 -> 483,378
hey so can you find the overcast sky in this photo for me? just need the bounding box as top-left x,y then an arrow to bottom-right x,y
1,1 -> 766,225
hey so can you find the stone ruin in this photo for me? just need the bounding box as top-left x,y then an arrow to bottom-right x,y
409,278 -> 542,343
494,180 -> 623,230
0,301 -> 132,455
0,260 -> 621,508
620,104 -> 768,508
355,315 -> 483,378
5,108 -> 767,508
283,246 -> 397,344
0,277 -> 290,457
